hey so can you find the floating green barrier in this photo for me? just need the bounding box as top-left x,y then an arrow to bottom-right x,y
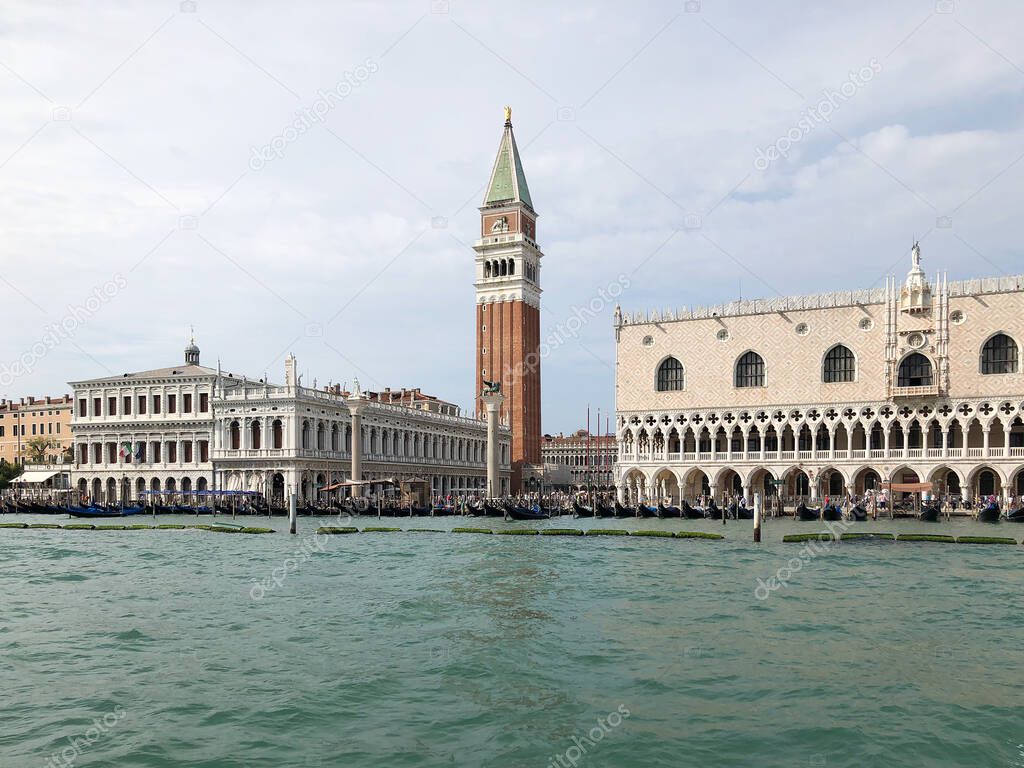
540,529 -> 584,536
0,522 -> 28,528
675,531 -> 725,540
498,529 -> 539,535
362,527 -> 402,533
631,530 -> 674,538
64,524 -> 95,530
156,524 -> 187,530
840,532 -> 895,541
451,527 -> 492,534
240,527 -> 273,534
783,533 -> 835,543
317,526 -> 359,534
406,529 -> 445,533
957,536 -> 1018,545
898,534 -> 955,543
189,524 -> 213,530
585,529 -> 629,536
125,525 -> 154,530
28,523 -> 61,529
94,525 -> 127,530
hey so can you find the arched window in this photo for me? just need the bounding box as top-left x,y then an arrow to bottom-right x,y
272,419 -> 283,449
484,262 -> 491,278
823,344 -> 855,383
508,259 -> 515,275
981,333 -> 1019,374
898,353 -> 932,386
250,420 -> 261,449
229,420 -> 240,450
735,351 -> 765,388
656,357 -> 684,391
500,260 -> 507,276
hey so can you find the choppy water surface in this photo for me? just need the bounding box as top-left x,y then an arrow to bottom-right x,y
1,513 -> 1022,767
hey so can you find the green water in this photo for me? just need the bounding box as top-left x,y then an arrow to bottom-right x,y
1,514 -> 1022,767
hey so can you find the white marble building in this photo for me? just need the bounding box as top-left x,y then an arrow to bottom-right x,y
214,354 -> 510,502
69,339 -> 217,503
70,344 -> 511,503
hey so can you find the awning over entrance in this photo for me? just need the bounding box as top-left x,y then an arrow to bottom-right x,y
880,482 -> 933,493
12,469 -> 62,485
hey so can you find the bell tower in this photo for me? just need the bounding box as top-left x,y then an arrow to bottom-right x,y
474,107 -> 542,492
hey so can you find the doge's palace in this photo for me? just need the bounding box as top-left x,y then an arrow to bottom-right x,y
614,245 -> 1024,507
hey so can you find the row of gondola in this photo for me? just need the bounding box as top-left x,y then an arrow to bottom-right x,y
793,500 -> 1024,523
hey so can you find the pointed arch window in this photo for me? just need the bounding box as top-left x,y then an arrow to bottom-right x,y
735,351 -> 765,388
656,357 -> 684,391
981,333 -> 1018,374
898,353 -> 932,387
823,344 -> 856,383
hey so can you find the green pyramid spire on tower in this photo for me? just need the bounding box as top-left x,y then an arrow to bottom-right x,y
484,107 -> 533,210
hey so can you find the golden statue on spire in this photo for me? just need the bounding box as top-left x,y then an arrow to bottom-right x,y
504,105 -> 512,122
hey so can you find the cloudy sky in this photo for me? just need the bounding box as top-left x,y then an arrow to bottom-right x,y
1,0 -> 1022,433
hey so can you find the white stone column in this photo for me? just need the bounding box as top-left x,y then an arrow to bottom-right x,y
348,394 -> 368,496
481,391 -> 503,498
983,427 -> 991,458
942,425 -> 949,458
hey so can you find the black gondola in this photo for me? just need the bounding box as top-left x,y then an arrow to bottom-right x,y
822,504 -> 843,522
613,500 -> 636,518
705,500 -> 723,520
656,502 -> 682,519
850,504 -> 868,521
68,505 -> 146,518
977,502 -> 1001,523
409,505 -> 430,516
918,503 -> 941,522
636,503 -> 658,518
681,500 -> 705,519
796,502 -> 820,521
573,500 -> 595,518
1006,506 -> 1024,522
505,504 -> 550,521
481,502 -> 504,517
733,503 -> 754,520
596,501 -> 616,518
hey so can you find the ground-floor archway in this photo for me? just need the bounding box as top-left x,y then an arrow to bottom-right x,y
651,468 -> 680,504
271,473 -> 285,504
852,466 -> 880,495
681,468 -> 710,501
971,465 -> 1002,499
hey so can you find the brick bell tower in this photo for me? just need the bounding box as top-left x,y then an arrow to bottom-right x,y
474,107 -> 542,492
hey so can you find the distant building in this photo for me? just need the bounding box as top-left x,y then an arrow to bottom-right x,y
540,429 -> 617,490
614,245 -> 1024,505
0,395 -> 73,466
363,387 -> 461,417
